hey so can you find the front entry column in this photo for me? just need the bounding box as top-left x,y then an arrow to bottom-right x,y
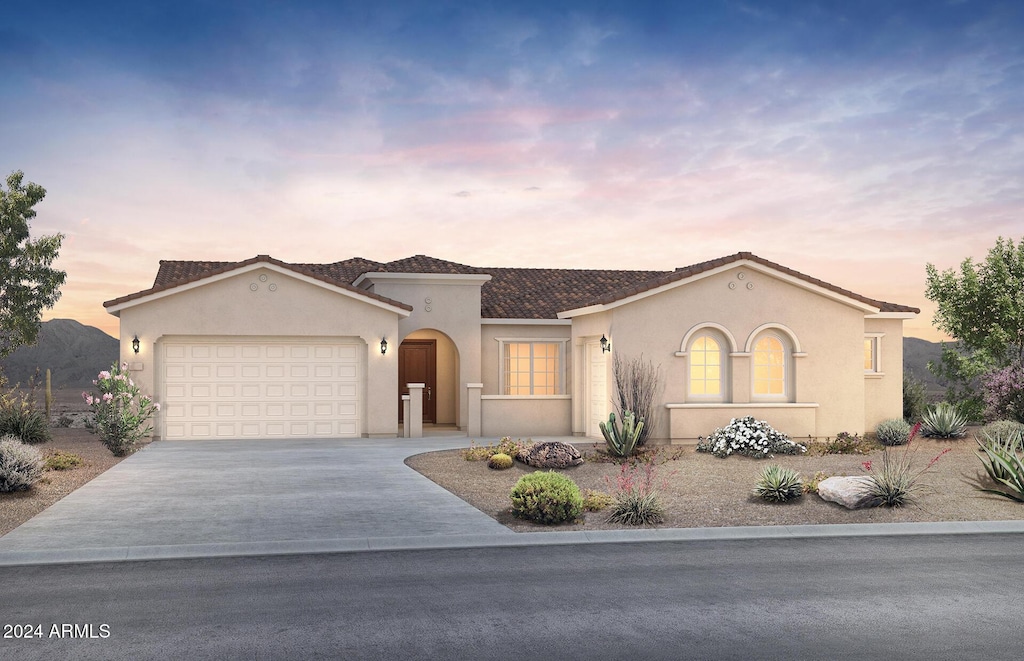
407,383 -> 424,438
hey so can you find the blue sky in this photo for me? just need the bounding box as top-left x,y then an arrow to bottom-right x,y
3,0 -> 1021,339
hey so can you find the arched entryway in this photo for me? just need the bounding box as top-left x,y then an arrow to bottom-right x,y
399,329 -> 460,426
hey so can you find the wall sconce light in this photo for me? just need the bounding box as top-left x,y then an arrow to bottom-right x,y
380,337 -> 388,355
132,335 -> 141,354
600,334 -> 611,354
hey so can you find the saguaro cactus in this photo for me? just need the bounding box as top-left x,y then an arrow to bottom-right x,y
599,410 -> 645,457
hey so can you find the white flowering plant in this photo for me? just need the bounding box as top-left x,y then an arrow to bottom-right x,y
82,362 -> 160,456
696,416 -> 806,459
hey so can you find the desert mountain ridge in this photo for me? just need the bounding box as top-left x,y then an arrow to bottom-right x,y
0,319 -> 118,388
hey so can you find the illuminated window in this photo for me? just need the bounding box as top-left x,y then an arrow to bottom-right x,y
864,334 -> 883,374
689,335 -> 723,398
504,342 -> 563,395
753,335 -> 786,397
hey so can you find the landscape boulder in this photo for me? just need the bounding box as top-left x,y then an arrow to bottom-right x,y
517,441 -> 584,469
817,476 -> 875,510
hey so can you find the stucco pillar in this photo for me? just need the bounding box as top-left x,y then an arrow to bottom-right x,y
402,395 -> 411,438
466,383 -> 482,437
407,383 -> 424,438
730,353 -> 751,403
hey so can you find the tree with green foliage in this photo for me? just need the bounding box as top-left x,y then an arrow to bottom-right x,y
0,171 -> 66,359
925,237 -> 1024,420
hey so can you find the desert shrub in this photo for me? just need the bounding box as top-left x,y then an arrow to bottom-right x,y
696,417 -> 806,459
903,374 -> 928,423
802,471 -> 831,494
462,437 -> 527,462
611,354 -> 662,447
876,418 -> 913,446
0,435 -> 44,492
754,464 -> 803,503
0,404 -> 51,444
981,364 -> 1024,424
972,431 -> 1024,502
487,453 -> 513,470
812,431 -> 876,455
921,402 -> 969,439
45,450 -> 83,471
55,413 -> 73,428
510,471 -> 582,524
864,424 -> 950,508
83,363 -> 160,456
605,461 -> 666,525
978,421 -> 1024,451
582,489 -> 613,511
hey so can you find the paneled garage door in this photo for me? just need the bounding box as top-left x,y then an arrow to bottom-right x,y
161,339 -> 361,439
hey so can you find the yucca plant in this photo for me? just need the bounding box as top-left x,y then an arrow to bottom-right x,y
876,418 -> 913,446
599,410 -> 644,457
753,464 -> 803,502
972,432 -> 1024,502
921,402 -> 968,439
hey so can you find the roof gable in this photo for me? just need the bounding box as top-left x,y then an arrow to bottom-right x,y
108,252 -> 919,320
104,255 -> 413,314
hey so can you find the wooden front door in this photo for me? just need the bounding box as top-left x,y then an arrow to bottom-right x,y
398,340 -> 436,423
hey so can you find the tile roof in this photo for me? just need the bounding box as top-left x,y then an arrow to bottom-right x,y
105,252 -> 920,317
584,252 -> 919,314
104,255 -> 412,311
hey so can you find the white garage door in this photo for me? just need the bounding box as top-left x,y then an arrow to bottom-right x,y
162,339 -> 361,439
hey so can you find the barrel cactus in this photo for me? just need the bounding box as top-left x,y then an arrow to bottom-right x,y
487,452 -> 514,470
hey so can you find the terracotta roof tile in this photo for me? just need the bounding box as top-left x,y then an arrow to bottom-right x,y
104,255 -> 412,311
106,252 -> 919,317
585,252 -> 919,314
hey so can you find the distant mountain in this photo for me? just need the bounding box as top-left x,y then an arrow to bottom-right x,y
0,319 -> 118,389
903,336 -> 947,396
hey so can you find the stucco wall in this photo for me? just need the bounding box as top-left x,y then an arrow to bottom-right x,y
373,277 -> 485,429
115,267 -> 403,438
574,264 -> 880,439
480,396 -> 573,437
863,317 -> 906,432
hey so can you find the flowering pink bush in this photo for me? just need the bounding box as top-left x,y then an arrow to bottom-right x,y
981,363 -> 1024,423
82,362 -> 160,456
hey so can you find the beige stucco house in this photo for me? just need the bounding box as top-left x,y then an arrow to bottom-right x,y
103,252 -> 918,443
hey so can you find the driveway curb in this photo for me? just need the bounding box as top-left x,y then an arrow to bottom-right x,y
2,520 -> 1022,567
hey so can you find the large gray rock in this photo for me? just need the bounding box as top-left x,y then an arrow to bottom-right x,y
817,476 -> 875,510
517,441 -> 584,469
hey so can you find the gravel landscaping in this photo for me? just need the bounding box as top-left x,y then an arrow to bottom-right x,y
0,427 -> 132,537
405,433 -> 1024,532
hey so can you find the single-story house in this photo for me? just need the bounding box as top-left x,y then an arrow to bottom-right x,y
103,252 -> 919,442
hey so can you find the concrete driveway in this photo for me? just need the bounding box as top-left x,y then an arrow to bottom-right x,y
0,437 -> 513,561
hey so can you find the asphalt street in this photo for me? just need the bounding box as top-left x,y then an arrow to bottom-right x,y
2,533 -> 1021,660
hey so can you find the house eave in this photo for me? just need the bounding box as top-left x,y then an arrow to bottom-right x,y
105,262 -> 413,317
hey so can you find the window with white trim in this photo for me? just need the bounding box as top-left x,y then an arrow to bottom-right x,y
752,334 -> 787,398
689,333 -> 726,400
503,341 -> 565,395
864,333 -> 884,374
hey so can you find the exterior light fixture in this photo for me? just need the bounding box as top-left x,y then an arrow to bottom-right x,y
132,335 -> 141,354
380,337 -> 388,355
600,334 -> 611,354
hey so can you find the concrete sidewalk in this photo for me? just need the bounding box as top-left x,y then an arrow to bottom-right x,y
2,436 -> 1023,567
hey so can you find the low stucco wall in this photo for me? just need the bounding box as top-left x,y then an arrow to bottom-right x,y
667,403 -> 819,441
481,396 -> 572,438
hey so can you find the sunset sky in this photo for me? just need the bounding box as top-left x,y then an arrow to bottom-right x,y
3,0 -> 1021,341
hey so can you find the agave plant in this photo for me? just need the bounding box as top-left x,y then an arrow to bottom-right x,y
599,410 -> 644,457
972,432 -> 1024,502
921,402 -> 968,439
753,464 -> 803,503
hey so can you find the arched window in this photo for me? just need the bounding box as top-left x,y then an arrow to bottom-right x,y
689,333 -> 726,400
752,335 -> 787,398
